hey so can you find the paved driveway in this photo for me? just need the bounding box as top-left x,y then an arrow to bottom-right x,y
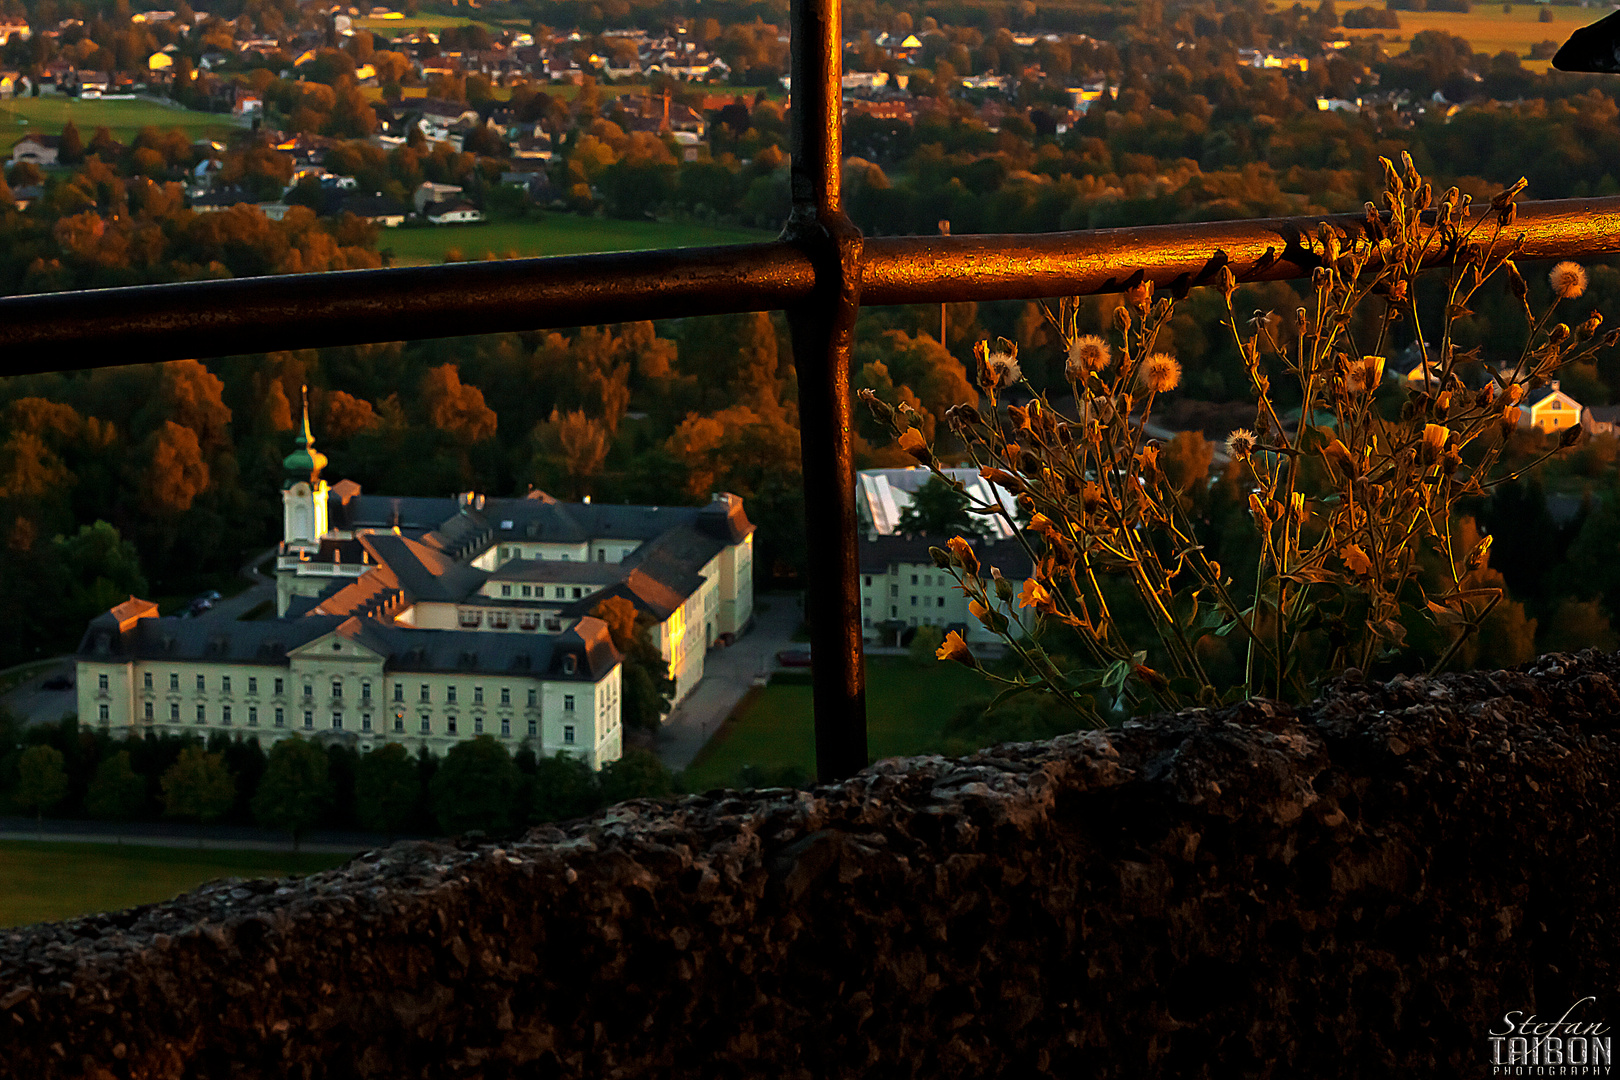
655,593 -> 802,772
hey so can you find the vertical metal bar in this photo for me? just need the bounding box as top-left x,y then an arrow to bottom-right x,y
785,0 -> 868,781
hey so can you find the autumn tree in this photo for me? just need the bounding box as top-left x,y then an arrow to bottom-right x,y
591,595 -> 676,729
143,420 -> 210,514
421,363 -> 497,444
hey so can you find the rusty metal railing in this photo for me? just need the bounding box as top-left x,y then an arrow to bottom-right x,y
5,6 -> 1620,781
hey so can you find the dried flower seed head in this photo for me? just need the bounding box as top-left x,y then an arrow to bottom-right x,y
1477,382 -> 1498,408
929,546 -> 952,570
857,388 -> 895,426
1578,312 -> 1603,340
1225,428 -> 1257,460
1290,491 -> 1308,526
945,402 -> 982,427
1081,481 -> 1105,514
1550,262 -> 1588,300
1249,492 -> 1271,529
1067,335 -> 1112,380
993,570 -> 1015,602
982,350 -> 1021,389
1362,355 -> 1386,390
1501,403 -> 1521,433
1504,383 -> 1525,406
1218,265 -> 1238,300
1113,306 -> 1132,333
1387,280 -> 1409,305
979,466 -> 1025,495
1498,202 -> 1518,227
1317,222 -> 1341,265
1548,322 -> 1571,346
1018,577 -> 1054,613
1561,424 -> 1585,449
1139,353 -> 1181,394
1504,260 -> 1527,301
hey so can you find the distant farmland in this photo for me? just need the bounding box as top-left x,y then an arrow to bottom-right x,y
0,97 -> 243,152
1340,4 -> 1595,72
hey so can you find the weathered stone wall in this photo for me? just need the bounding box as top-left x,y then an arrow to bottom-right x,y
4,652 -> 1617,1079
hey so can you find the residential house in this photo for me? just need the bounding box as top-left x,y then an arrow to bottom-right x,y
1520,381 -> 1584,433
9,135 -> 61,166
425,199 -> 484,224
190,187 -> 256,212
0,71 -> 26,98
0,18 -> 29,45
413,181 -> 462,214
856,466 -> 1019,542
1582,404 -> 1620,437
340,193 -> 409,226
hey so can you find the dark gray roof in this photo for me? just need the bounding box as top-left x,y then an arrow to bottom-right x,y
79,613 -> 345,666
858,534 -> 1033,578
358,533 -> 487,603
490,559 -> 625,584
77,611 -> 616,682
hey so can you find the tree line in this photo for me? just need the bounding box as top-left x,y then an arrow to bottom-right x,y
0,714 -> 679,846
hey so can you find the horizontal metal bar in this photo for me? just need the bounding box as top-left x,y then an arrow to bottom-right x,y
1,197 -> 1617,371
0,242 -> 816,374
860,195 -> 1620,305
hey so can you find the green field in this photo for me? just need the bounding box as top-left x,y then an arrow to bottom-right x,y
0,97 -> 243,153
680,657 -> 996,791
380,217 -> 774,264
1340,4 -> 1596,71
0,840 -> 350,928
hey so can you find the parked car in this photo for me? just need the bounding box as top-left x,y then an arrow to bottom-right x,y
775,647 -> 813,667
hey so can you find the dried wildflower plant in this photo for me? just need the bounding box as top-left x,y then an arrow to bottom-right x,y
862,153 -> 1620,727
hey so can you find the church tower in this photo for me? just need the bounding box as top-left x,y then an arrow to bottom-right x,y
281,386 -> 329,551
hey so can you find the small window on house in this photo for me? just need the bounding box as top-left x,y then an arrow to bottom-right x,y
891,605 -> 898,617
911,574 -> 918,585
274,677 -> 284,695
361,713 -> 371,732
474,686 -> 484,705
303,711 -> 314,730
521,585 -> 531,597
863,617 -> 872,628
144,672 -> 153,690
446,686 -> 457,704
171,702 -> 180,722
889,584 -> 899,597
501,717 -> 511,737
911,596 -> 918,606
170,673 -> 179,691
393,712 -> 404,732
394,684 -> 404,702
937,597 -> 945,608
99,703 -> 109,722
563,724 -> 576,745
248,676 -> 257,694
197,674 -> 206,692
420,715 -> 431,734
564,694 -> 575,712
144,701 -> 155,721
248,706 -> 258,726
332,680 -> 342,699
332,711 -> 343,730
572,587 -> 582,599
863,575 -> 871,586
420,684 -> 430,703
474,717 -> 484,735
597,550 -> 605,562
527,688 -> 538,707
527,719 -> 538,736
221,676 -> 231,695
196,704 -> 206,724
501,687 -> 511,706
222,705 -> 232,725
274,707 -> 285,728
361,681 -> 371,701
303,683 -> 313,699
555,587 -> 566,599
98,673 -> 109,692
501,584 -> 512,597
447,717 -> 458,736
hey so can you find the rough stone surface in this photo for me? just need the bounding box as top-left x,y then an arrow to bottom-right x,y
3,652 -> 1617,1078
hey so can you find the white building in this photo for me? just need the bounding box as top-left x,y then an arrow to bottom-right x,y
855,466 -> 1020,540
78,395 -> 756,768
859,534 -> 1032,646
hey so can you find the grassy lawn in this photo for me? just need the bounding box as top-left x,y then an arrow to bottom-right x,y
681,657 -> 992,791
0,840 -> 349,929
1341,5 -> 1594,71
381,216 -> 774,264
0,97 -> 243,152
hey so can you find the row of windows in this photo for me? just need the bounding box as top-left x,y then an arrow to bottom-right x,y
459,609 -> 559,632
496,583 -> 592,601
110,700 -> 562,741
124,672 -> 544,710
862,615 -> 944,630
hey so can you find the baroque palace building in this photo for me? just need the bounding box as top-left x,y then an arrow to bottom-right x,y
76,397 -> 756,768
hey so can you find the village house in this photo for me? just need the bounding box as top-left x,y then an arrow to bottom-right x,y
424,198 -> 484,224
1520,381 -> 1585,434
8,134 -> 59,166
0,17 -> 30,45
858,535 -> 1031,646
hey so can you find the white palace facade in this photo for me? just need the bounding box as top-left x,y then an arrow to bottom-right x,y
76,400 -> 755,768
